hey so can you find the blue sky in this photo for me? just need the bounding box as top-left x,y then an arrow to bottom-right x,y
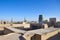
0,0 -> 60,21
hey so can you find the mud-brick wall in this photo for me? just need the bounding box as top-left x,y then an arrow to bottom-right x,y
3,27 -> 14,35
0,27 -> 4,35
41,30 -> 59,40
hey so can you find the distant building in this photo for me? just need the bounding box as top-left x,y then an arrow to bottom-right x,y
0,20 -> 8,24
39,15 -> 43,24
30,23 -> 43,29
55,22 -> 60,28
49,18 -> 56,26
43,20 -> 48,24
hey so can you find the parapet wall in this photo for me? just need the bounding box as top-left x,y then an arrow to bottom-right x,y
3,27 -> 14,35
41,30 -> 59,40
0,24 -> 30,28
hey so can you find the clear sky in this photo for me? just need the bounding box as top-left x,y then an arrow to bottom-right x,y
0,0 -> 60,21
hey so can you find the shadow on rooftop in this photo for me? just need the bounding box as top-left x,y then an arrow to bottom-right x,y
47,33 -> 60,40
19,34 -> 26,40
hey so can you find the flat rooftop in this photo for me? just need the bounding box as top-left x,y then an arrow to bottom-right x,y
0,33 -> 21,40
5,27 -> 59,35
25,27 -> 58,35
5,27 -> 26,34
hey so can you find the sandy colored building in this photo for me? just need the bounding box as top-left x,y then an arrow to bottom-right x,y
0,21 -> 30,28
3,27 -> 60,40
0,23 -> 60,40
23,27 -> 60,40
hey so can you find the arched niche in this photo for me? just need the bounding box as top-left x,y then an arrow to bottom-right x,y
31,34 -> 41,40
